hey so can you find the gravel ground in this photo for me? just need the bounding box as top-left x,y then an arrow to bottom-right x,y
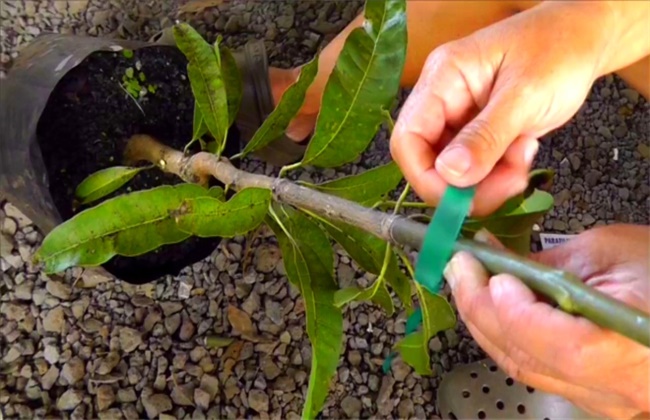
1,1 -> 649,419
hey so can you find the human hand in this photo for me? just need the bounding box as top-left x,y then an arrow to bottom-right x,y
390,1 -> 617,216
443,224 -> 650,419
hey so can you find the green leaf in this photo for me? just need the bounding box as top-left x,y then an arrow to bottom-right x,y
208,186 -> 226,201
526,168 -> 555,196
312,161 -> 403,206
321,219 -> 412,311
397,286 -> 456,376
334,283 -> 394,315
173,23 -> 229,151
74,166 -> 149,205
192,101 -> 209,142
219,45 -> 243,127
462,189 -> 554,254
174,188 -> 271,238
34,184 -> 209,273
122,49 -> 134,59
236,58 -> 319,159
299,0 -> 407,168
267,205 -> 343,419
395,332 -> 432,376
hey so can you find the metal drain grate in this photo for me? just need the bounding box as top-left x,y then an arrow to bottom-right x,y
437,359 -> 604,420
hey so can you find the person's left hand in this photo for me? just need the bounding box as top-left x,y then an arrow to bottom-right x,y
443,224 -> 650,419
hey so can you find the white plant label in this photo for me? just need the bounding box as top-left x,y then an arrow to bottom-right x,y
539,233 -> 577,250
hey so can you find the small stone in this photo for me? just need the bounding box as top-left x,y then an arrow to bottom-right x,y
614,124 -> 628,138
57,389 -> 84,411
71,297 -> 90,319
254,245 -> 281,273
568,154 -> 581,171
171,383 -> 195,406
341,396 -> 362,417
552,220 -> 568,231
620,88 -> 640,105
597,126 -> 612,139
398,399 -> 415,418
4,203 -> 31,227
41,366 -> 60,390
262,357 -> 282,380
582,214 -> 596,226
179,316 -> 196,341
44,345 -> 60,364
119,327 -> 142,353
160,301 -> 183,317
248,389 -> 269,413
43,306 -> 65,333
276,14 -> 294,30
14,283 -> 32,300
618,187 -> 630,201
117,388 -> 137,403
61,357 -> 85,385
142,394 -> 173,418
585,170 -> 602,187
224,15 -> 240,33
96,385 -> 115,412
392,359 -> 411,381
165,313 -> 181,335
200,374 -> 220,400
348,350 -> 362,366
3,345 -> 21,363
194,388 -> 211,410
97,352 -> 120,375
46,280 -> 72,300
337,264 -> 355,288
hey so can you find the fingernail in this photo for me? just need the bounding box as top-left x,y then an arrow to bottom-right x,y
474,228 -> 492,244
443,253 -> 461,291
438,146 -> 471,178
523,139 -> 539,166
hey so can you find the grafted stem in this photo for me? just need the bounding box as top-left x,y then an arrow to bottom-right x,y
125,134 -> 650,348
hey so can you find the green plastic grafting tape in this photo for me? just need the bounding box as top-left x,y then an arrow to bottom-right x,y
383,185 -> 475,374
414,185 -> 476,294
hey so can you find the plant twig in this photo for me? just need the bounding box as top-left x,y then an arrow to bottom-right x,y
124,134 -> 650,348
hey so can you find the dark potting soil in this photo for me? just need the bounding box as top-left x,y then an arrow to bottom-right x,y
36,45 -> 240,284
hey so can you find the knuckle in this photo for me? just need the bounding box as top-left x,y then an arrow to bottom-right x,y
462,118 -> 504,154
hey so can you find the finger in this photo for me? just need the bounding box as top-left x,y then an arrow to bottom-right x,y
443,251 -> 511,355
391,44 -> 484,206
489,273 -> 602,381
435,88 -> 533,188
463,325 -> 639,420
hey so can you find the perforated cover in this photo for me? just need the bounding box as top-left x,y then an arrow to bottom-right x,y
437,359 -> 603,420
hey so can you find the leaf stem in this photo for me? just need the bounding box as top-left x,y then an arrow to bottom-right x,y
279,162 -> 302,178
392,183 -> 411,214
124,134 -> 650,348
382,109 -> 395,133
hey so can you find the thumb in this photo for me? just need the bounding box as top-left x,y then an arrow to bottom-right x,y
435,89 -> 536,187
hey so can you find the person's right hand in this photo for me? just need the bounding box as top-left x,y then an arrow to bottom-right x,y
389,1 -> 623,216
444,224 -> 650,418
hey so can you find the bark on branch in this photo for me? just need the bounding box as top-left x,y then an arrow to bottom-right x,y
125,134 -> 650,348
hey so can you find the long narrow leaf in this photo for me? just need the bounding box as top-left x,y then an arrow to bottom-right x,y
267,204 -> 343,419
75,166 -> 149,205
220,45 -> 243,127
396,285 -> 456,375
300,0 -> 407,167
174,188 -> 271,237
321,219 -> 411,310
462,189 -> 554,254
173,23 -> 229,150
34,184 -> 210,273
237,58 -> 319,158
312,161 -> 403,206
